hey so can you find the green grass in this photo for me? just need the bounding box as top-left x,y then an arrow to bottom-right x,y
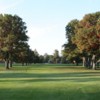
0,64 -> 100,100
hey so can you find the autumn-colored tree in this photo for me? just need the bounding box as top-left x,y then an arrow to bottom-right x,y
63,12 -> 100,69
73,12 -> 100,69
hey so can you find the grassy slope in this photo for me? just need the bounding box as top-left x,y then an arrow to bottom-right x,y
0,64 -> 100,100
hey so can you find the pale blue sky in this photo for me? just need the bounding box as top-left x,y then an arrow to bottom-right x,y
0,0 -> 100,55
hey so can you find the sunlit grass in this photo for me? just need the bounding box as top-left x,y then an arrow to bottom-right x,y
0,64 -> 100,100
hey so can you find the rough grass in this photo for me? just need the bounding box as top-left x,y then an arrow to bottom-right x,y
0,64 -> 100,100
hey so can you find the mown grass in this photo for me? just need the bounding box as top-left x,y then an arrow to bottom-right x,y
0,64 -> 100,100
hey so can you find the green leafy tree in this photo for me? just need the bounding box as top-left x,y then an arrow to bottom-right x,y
33,49 -> 40,64
48,55 -> 54,63
14,43 -> 29,66
43,53 -> 49,63
62,19 -> 81,65
0,14 -> 28,69
53,49 -> 60,63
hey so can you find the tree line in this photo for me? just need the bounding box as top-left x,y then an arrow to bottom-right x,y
0,12 -> 100,69
0,14 -> 65,69
62,11 -> 100,69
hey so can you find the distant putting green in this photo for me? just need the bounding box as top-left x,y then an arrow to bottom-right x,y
0,64 -> 100,100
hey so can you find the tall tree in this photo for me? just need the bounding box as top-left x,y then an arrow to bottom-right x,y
33,49 -> 40,64
62,19 -> 81,65
43,53 -> 49,63
0,14 -> 28,69
53,49 -> 60,63
73,12 -> 100,69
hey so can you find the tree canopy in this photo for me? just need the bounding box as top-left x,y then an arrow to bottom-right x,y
63,11 -> 100,69
0,14 -> 29,69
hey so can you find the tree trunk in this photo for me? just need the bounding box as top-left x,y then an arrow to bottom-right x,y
5,60 -> 9,69
92,62 -> 96,70
82,57 -> 86,67
85,57 -> 91,69
92,54 -> 96,70
9,60 -> 12,68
